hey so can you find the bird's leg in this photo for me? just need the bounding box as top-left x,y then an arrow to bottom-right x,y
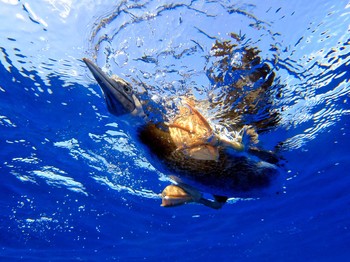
196,197 -> 227,210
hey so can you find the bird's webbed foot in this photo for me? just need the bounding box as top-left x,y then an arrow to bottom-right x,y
160,183 -> 202,207
160,183 -> 227,209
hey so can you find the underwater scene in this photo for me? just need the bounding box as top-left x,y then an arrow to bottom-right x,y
0,0 -> 349,261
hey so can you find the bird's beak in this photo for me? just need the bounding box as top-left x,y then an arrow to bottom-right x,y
83,58 -> 136,116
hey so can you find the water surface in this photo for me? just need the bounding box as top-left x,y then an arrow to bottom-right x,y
0,0 -> 349,260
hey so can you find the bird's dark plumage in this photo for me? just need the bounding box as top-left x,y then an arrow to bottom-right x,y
138,123 -> 278,197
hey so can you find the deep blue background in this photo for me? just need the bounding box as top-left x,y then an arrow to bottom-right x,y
1,0 -> 349,261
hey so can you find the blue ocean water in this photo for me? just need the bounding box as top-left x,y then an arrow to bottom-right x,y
0,0 -> 349,261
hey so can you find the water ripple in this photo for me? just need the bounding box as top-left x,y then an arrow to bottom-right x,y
87,0 -> 349,153
1,0 -> 349,202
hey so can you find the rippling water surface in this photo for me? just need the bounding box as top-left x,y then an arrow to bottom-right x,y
1,0 -> 349,261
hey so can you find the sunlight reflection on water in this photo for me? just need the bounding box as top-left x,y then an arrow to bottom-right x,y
0,0 -> 349,202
